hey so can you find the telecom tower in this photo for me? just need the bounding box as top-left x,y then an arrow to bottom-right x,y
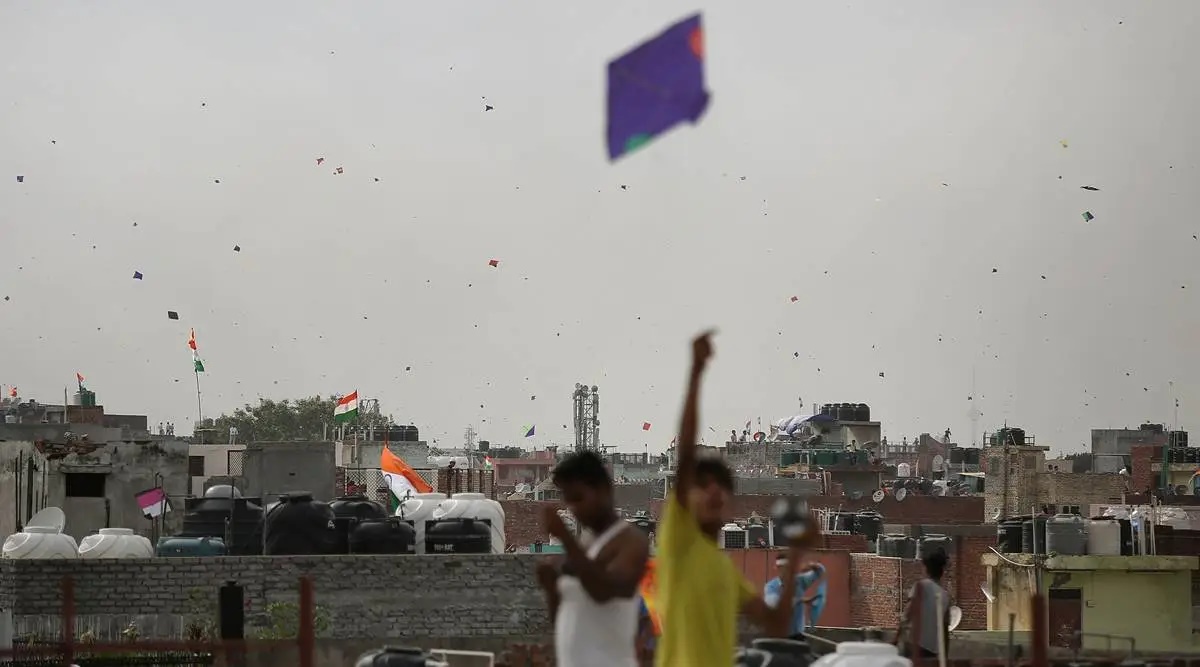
573,383 -> 600,452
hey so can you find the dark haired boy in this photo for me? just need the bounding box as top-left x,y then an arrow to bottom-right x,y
537,450 -> 649,667
897,549 -> 952,658
656,332 -> 802,667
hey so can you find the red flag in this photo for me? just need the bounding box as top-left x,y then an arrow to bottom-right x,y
8,387 -> 16,398
188,328 -> 197,351
75,372 -> 85,386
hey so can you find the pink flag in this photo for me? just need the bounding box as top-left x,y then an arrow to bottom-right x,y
135,487 -> 171,518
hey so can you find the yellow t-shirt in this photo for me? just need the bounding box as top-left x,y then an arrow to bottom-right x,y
655,494 -> 755,667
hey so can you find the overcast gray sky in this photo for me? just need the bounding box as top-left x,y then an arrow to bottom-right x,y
3,2 -> 1197,455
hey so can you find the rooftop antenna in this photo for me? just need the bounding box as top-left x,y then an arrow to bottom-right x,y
968,367 -> 982,447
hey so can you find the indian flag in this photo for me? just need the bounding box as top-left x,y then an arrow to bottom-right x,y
334,391 -> 358,423
381,446 -> 432,506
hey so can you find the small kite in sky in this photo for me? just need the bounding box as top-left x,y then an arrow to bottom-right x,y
15,175 -> 23,183
1083,211 -> 1095,222
132,271 -> 143,280
233,245 -> 241,252
316,157 -> 325,165
606,13 -> 710,160
488,259 -> 500,268
1060,139 -> 1069,148
642,422 -> 652,431
790,296 -> 798,303
1080,185 -> 1099,191
334,167 -> 344,175
167,311 -> 179,320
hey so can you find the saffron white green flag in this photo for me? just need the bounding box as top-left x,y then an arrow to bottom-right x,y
334,391 -> 359,423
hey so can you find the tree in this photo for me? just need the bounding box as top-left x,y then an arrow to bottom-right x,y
210,395 -> 395,443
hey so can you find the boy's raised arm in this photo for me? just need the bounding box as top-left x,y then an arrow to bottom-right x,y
673,331 -> 714,505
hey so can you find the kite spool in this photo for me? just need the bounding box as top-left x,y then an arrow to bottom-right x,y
770,497 -> 821,549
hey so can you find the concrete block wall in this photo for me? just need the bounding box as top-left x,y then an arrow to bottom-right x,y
1041,471 -> 1128,510
650,495 -> 983,528
0,555 -> 549,641
848,535 -> 991,632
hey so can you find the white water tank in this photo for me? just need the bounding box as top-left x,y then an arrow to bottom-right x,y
396,492 -> 448,554
2,508 -> 78,559
720,523 -> 747,549
1086,519 -> 1121,555
896,463 -> 911,478
78,528 -> 154,559
811,641 -> 912,667
429,493 -> 506,554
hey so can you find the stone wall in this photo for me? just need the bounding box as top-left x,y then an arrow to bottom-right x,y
0,555 -> 549,641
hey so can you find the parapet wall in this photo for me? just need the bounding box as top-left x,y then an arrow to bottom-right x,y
0,555 -> 549,640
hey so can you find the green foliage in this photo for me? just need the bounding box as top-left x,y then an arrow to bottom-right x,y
183,588 -> 218,641
210,395 -> 395,443
251,601 -> 330,640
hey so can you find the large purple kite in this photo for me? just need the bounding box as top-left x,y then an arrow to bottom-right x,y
606,13 -> 710,161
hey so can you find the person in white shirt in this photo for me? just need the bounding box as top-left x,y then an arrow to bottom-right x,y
536,451 -> 650,667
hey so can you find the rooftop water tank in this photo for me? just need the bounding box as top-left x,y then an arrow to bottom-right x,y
810,641 -> 912,667
428,493 -> 505,554
1021,516 -> 1048,554
264,492 -> 338,556
854,404 -> 871,422
720,523 -> 747,550
79,528 -> 153,559
918,534 -> 951,560
396,492 -> 448,555
180,485 -> 263,555
1086,519 -> 1121,556
156,536 -> 227,557
855,512 -> 884,542
1045,514 -> 1087,556
896,463 -> 912,478
330,495 -> 389,555
895,536 -> 917,560
350,518 -> 416,555
426,518 -> 492,554
354,646 -> 448,667
2,508 -> 78,559
837,403 -> 856,421
996,519 -> 1024,553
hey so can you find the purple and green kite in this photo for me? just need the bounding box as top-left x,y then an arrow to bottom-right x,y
606,13 -> 710,161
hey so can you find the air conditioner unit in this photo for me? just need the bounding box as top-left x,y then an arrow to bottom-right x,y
720,523 -> 746,549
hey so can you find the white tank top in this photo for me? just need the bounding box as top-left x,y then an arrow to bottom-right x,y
554,521 -> 639,667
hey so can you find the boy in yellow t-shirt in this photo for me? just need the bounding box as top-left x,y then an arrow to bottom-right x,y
656,332 -> 802,667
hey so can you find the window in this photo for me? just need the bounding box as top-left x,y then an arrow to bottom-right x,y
188,455 -> 206,477
1061,505 -> 1081,515
64,473 -> 106,498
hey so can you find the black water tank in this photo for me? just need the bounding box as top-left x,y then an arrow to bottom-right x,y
918,534 -> 951,560
1021,515 -> 1049,554
855,511 -> 883,542
425,518 -> 492,554
895,537 -> 917,559
855,404 -> 870,422
180,485 -> 264,555
350,518 -> 416,554
997,519 -> 1024,552
264,492 -> 338,556
330,495 -> 389,554
965,449 -> 981,465
836,403 -> 853,421
1118,518 -> 1133,555
821,404 -> 834,417
384,425 -> 420,442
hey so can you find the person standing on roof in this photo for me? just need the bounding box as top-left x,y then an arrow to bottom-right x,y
655,331 -> 803,667
764,554 -> 828,637
896,549 -> 951,658
536,450 -> 650,667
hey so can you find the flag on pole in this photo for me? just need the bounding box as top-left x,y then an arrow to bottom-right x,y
188,328 -> 205,372
334,391 -> 359,423
75,372 -> 85,390
484,456 -> 494,470
524,424 -> 536,438
381,446 -> 432,506
135,487 -> 172,518
188,328 -> 197,351
8,387 -> 16,398
193,356 -> 205,373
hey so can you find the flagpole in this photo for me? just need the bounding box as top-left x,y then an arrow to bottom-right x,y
194,368 -> 203,426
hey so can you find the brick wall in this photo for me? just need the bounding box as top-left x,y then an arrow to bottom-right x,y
649,494 -> 982,525
848,535 -> 991,632
1042,472 -> 1129,510
1131,444 -> 1157,492
0,555 -> 549,641
501,500 -> 561,548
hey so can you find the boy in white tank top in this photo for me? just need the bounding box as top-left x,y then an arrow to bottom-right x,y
536,451 -> 651,667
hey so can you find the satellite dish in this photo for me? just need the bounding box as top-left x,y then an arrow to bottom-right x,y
948,606 -> 963,631
932,455 -> 945,471
895,488 -> 908,502
872,490 -> 885,503
1175,485 -> 1189,495
26,507 -> 66,534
